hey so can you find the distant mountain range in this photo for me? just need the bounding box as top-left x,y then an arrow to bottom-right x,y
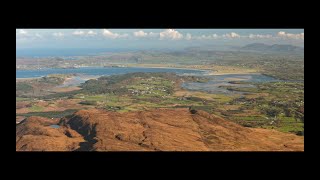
240,43 -> 304,53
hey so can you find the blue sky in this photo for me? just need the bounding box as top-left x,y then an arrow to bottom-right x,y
16,29 -> 304,49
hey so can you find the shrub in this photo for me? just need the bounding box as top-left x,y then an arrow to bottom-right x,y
79,101 -> 97,105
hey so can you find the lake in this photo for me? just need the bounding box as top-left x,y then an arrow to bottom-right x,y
50,125 -> 60,129
182,73 -> 280,94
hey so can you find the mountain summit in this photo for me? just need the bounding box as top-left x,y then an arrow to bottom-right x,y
16,108 -> 304,151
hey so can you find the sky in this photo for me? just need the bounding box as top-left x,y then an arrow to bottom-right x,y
16,29 -> 304,50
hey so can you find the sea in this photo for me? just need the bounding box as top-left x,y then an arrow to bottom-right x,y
16,48 -> 136,58
16,66 -> 208,78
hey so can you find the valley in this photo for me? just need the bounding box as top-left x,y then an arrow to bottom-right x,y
16,34 -> 304,151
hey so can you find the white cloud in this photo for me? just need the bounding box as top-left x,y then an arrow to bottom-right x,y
277,31 -> 304,39
72,30 -> 97,36
16,29 -> 30,40
133,30 -> 148,37
278,31 -> 286,36
102,29 -> 128,39
53,32 -> 64,38
223,32 -> 241,38
191,34 -> 220,40
195,34 -> 219,40
249,34 -> 273,39
185,33 -> 192,40
159,29 -> 183,40
148,32 -> 159,37
17,29 -> 28,35
230,32 -> 240,38
73,30 -> 85,36
133,30 -> 160,38
87,30 -> 97,36
16,29 -> 44,41
102,29 -> 117,38
16,31 -> 44,43
197,35 -> 208,40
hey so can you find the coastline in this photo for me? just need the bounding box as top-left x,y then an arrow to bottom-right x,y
125,64 -> 260,76
16,65 -> 262,80
126,65 -> 209,72
16,77 -> 42,81
109,66 -> 261,75
208,72 -> 260,76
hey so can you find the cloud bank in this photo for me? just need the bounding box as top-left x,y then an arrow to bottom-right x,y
17,29 -> 304,43
102,29 -> 128,39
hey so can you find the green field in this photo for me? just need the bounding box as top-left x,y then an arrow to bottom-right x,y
17,109 -> 78,118
29,105 -> 44,112
16,71 -> 304,135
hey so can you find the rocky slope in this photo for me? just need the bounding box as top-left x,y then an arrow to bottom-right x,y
16,108 -> 304,151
